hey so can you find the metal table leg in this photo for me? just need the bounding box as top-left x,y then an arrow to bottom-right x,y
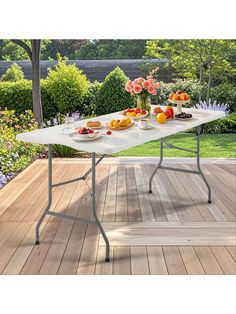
149,140 -> 163,194
148,125 -> 212,203
35,144 -> 52,244
91,152 -> 110,262
196,126 -> 211,203
35,146 -> 110,262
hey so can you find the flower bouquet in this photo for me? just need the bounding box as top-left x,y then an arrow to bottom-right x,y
125,68 -> 161,113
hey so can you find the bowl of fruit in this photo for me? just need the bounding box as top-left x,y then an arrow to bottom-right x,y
71,127 -> 101,141
168,90 -> 190,113
121,107 -> 148,120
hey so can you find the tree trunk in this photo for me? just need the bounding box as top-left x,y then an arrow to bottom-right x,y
31,40 -> 43,124
206,40 -> 215,102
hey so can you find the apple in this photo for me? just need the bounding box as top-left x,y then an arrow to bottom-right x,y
141,109 -> 147,115
176,90 -> 184,94
163,109 -> 172,118
165,105 -> 174,118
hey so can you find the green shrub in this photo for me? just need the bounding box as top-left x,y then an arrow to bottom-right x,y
45,58 -> 89,114
208,83 -> 236,113
1,63 -> 25,82
0,79 -> 57,119
95,67 -> 134,115
201,113 -> 236,134
83,81 -> 102,116
52,144 -> 78,158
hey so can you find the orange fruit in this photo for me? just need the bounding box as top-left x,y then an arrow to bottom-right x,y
130,112 -> 136,117
156,113 -> 166,124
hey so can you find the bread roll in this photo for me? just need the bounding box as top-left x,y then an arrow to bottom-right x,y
87,120 -> 101,128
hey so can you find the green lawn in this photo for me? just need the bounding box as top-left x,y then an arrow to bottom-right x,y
116,133 -> 236,158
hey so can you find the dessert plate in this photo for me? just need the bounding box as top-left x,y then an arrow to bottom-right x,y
70,132 -> 103,142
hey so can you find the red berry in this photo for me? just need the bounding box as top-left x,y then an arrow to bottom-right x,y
106,130 -> 112,135
88,129 -> 94,134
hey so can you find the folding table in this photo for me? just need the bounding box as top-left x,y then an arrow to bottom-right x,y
16,106 -> 225,262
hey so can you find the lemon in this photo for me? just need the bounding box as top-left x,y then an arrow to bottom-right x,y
130,112 -> 136,117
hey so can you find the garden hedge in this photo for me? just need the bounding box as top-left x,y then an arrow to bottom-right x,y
95,67 -> 134,115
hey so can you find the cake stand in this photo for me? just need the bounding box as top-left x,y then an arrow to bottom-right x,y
168,99 -> 190,113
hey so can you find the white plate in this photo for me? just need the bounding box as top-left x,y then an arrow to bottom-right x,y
70,132 -> 103,142
139,124 -> 154,130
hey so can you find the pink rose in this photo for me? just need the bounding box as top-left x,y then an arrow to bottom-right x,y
155,82 -> 161,89
135,77 -> 145,84
130,89 -> 135,95
133,85 -> 142,94
125,80 -> 132,92
148,86 -> 155,94
142,80 -> 151,88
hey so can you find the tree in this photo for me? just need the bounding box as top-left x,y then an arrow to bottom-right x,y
1,39 -> 29,61
11,40 -> 43,123
43,40 -> 88,59
75,40 -> 147,59
145,40 -> 236,101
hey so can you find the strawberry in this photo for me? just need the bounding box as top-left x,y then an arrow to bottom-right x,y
140,109 -> 147,115
106,130 -> 112,135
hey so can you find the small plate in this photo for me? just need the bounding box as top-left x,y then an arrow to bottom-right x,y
139,124 -> 154,130
70,132 -> 103,142
120,111 -> 149,120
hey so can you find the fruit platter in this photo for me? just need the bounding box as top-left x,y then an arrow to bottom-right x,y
107,117 -> 134,130
168,90 -> 190,113
153,105 -> 174,119
70,127 -> 102,141
120,107 -> 148,120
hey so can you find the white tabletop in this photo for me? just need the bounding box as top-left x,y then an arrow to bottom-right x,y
16,106 -> 225,155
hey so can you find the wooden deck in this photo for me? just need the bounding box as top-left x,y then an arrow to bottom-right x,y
0,158 -> 235,275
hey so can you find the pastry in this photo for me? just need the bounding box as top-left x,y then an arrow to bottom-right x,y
87,120 -> 101,128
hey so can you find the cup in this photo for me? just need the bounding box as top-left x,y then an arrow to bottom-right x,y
139,118 -> 150,129
63,116 -> 74,134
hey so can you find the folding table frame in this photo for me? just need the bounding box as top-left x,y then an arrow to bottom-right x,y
35,125 -> 211,262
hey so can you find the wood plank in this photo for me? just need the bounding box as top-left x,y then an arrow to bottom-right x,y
0,222 -> 32,273
192,165 -> 235,212
39,165 -> 86,274
210,246 -> 236,275
175,167 -> 212,222
103,165 -> 117,222
20,222 -> 60,275
194,246 -> 224,274
100,222 -> 234,246
2,222 -> 46,275
115,164 -> 128,221
141,164 -> 168,222
113,246 -> 131,275
162,246 -> 187,275
161,169 -> 194,222
179,246 -> 205,275
0,165 -> 47,220
186,165 -> 234,221
0,222 -> 18,249
147,165 -> 180,222
126,165 -> 142,222
76,224 -> 100,275
207,164 -> 235,192
165,168 -> 206,222
130,246 -> 149,275
226,246 -> 236,262
95,244 -> 113,275
102,221 -> 235,229
133,165 -> 155,221
146,246 -> 168,275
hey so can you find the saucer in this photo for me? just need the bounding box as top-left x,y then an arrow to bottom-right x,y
139,124 -> 153,130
